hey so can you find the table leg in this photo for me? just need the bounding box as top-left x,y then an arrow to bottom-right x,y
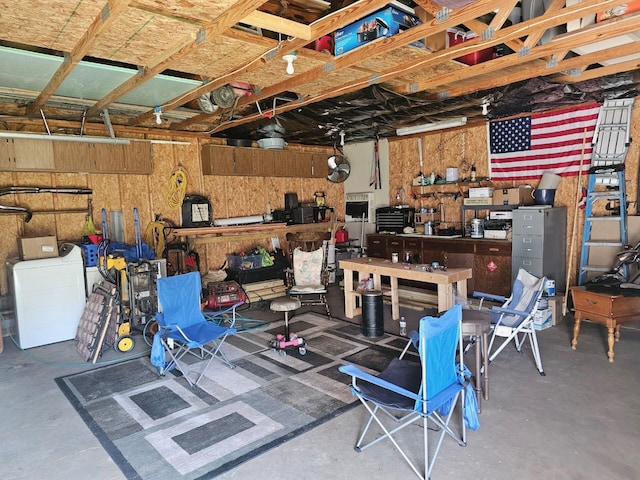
474,333 -> 482,413
437,283 -> 454,312
482,332 -> 489,401
344,268 -> 355,319
390,276 -> 399,320
571,314 -> 582,350
607,326 -> 615,362
456,279 -> 467,302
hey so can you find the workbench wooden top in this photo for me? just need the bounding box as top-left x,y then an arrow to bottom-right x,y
338,257 -> 472,283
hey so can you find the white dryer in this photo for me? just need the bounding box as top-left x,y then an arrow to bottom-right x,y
7,244 -> 85,349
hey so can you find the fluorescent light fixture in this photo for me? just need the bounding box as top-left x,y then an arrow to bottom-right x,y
0,131 -> 130,144
396,117 -> 467,136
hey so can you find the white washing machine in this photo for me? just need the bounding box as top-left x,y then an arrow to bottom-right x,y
7,243 -> 86,349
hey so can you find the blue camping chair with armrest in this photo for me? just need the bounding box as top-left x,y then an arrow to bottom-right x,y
339,304 -> 474,480
473,268 -> 546,375
154,271 -> 237,387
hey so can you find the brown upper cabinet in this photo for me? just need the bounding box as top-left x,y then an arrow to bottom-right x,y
202,144 -> 329,178
1,138 -> 55,171
123,141 -> 153,173
2,137 -> 152,174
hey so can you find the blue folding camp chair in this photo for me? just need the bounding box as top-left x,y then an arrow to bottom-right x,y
153,271 -> 237,387
473,268 -> 547,375
339,304 -> 475,480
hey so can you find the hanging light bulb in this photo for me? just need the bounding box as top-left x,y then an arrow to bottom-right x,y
481,102 -> 490,116
154,106 -> 163,125
283,52 -> 296,75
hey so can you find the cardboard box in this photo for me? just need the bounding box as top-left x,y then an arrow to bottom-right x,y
19,236 -> 58,260
483,229 -> 511,240
493,187 -> 535,206
548,295 -> 564,326
533,307 -> 553,330
463,197 -> 493,206
334,5 -> 424,56
468,187 -> 494,198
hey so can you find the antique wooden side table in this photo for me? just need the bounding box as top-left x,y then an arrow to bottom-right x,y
570,286 -> 640,362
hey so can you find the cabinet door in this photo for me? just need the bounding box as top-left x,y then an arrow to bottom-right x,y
473,241 -> 512,297
91,143 -> 126,172
388,237 -> 403,261
233,147 -> 256,175
311,153 -> 327,178
124,141 -> 152,173
53,142 -> 94,172
13,138 -> 54,170
366,235 -> 387,258
444,242 -> 475,293
201,144 -> 236,175
403,238 -> 423,263
272,150 -> 310,177
250,149 -> 276,176
421,239 -> 447,265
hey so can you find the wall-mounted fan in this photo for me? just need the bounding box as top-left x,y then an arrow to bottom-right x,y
328,152 -> 350,183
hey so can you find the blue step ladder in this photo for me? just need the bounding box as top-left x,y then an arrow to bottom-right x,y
578,99 -> 634,285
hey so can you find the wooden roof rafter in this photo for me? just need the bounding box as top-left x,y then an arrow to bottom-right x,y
25,0 -> 134,116
84,0 -> 270,117
175,0 -> 503,130
203,0 -> 630,133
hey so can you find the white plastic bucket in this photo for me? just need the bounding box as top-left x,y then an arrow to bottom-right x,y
539,172 -> 561,190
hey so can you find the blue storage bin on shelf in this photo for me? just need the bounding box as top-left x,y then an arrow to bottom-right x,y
81,244 -> 99,267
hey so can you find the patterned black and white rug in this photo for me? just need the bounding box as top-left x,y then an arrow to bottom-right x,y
56,312 -> 411,479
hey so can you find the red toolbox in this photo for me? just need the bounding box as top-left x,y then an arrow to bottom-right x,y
447,28 -> 494,65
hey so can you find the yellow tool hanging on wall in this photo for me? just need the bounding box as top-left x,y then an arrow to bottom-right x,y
166,165 -> 188,210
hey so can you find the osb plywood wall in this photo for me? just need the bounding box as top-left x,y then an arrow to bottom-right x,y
388,103 -> 640,289
389,125 -> 490,228
0,136 -> 336,296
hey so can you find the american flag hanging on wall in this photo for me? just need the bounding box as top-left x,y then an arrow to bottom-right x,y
488,103 -> 601,181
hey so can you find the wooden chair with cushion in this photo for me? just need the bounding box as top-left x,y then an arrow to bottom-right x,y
285,231 -> 332,318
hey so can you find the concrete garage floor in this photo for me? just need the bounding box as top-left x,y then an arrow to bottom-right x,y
1,284 -> 639,480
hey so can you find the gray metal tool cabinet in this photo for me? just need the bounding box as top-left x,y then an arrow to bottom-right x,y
511,206 -> 567,293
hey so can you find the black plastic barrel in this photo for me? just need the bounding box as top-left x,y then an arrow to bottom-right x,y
361,290 -> 384,337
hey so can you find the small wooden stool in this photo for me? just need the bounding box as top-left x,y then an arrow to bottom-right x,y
570,286 -> 640,362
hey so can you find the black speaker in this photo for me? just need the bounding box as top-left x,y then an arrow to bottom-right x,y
284,193 -> 299,209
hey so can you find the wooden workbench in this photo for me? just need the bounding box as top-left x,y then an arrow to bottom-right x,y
339,257 -> 472,320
